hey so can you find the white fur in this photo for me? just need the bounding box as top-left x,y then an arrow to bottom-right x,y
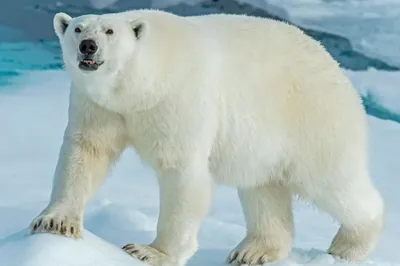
30,9 -> 384,266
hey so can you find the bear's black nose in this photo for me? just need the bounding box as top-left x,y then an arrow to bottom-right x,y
79,39 -> 98,55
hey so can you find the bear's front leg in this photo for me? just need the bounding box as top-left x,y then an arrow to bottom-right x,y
29,89 -> 126,238
29,133 -> 121,238
123,164 -> 213,266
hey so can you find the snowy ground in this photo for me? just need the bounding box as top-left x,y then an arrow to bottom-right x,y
0,69 -> 400,266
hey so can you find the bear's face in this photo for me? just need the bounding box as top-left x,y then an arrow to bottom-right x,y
53,12 -> 144,76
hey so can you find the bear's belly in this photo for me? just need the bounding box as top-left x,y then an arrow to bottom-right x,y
208,135 -> 288,188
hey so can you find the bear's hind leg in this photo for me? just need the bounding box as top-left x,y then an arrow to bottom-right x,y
227,183 -> 294,265
301,172 -> 384,261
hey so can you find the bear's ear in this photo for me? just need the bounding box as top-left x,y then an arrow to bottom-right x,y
129,19 -> 146,39
53,12 -> 72,38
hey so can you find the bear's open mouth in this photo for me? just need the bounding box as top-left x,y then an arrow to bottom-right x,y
79,59 -> 104,71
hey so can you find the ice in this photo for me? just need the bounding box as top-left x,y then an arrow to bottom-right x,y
89,0 -> 120,9
345,69 -> 400,116
265,0 -> 400,67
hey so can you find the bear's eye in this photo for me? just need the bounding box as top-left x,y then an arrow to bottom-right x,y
106,29 -> 114,35
75,27 -> 81,33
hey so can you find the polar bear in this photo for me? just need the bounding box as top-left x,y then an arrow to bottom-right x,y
29,9 -> 384,266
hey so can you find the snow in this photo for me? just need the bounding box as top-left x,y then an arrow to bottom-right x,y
0,69 -> 400,266
265,0 -> 400,67
151,0 -> 204,9
89,0 -> 120,9
345,69 -> 400,115
0,229 -> 145,266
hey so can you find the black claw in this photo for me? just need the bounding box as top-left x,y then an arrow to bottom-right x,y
60,226 -> 67,235
122,244 -> 133,250
141,256 -> 148,261
33,223 -> 38,231
229,253 -> 238,264
37,219 -> 42,228
70,226 -> 74,235
49,219 -> 54,229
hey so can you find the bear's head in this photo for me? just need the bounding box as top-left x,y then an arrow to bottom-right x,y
53,12 -> 145,76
